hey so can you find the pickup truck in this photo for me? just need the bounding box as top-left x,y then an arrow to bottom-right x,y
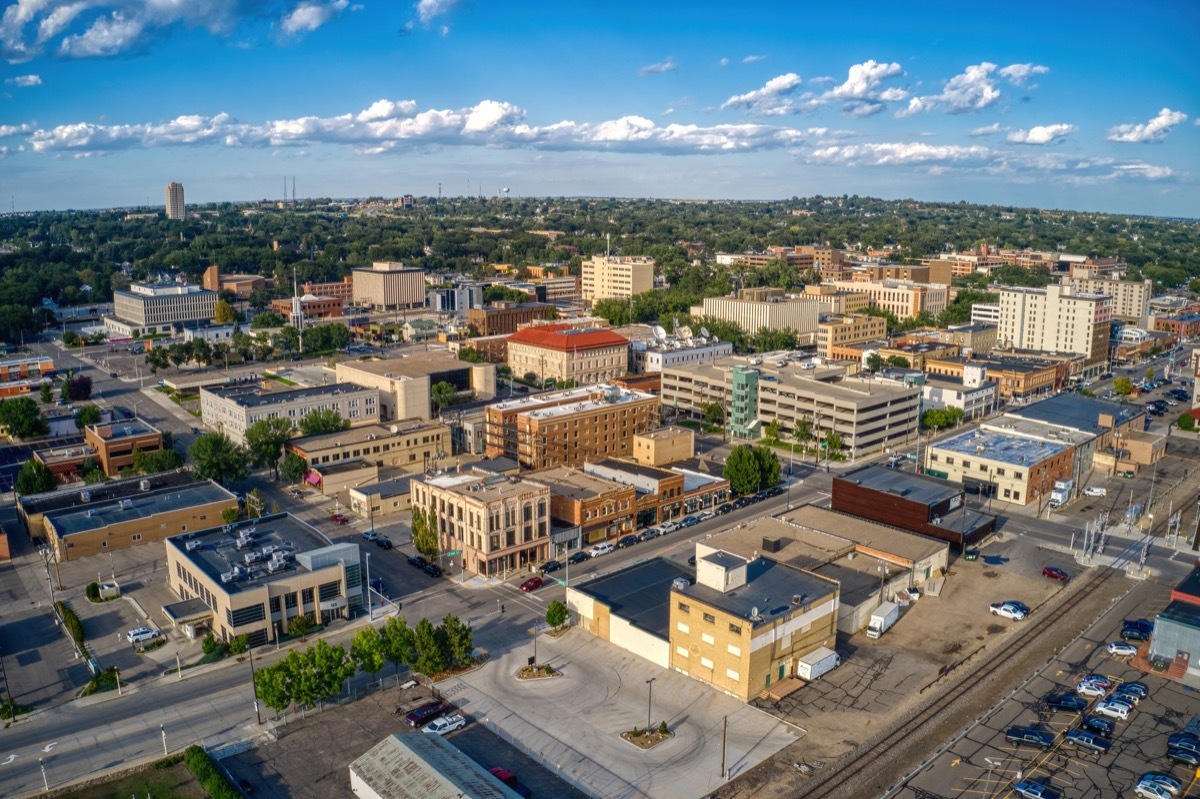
989,601 -> 1029,621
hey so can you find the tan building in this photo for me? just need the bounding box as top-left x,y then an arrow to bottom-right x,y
826,279 -> 948,319
927,356 -> 1057,401
334,350 -> 496,422
584,458 -> 729,526
305,457 -> 379,501
997,284 -> 1112,377
270,295 -> 344,321
453,333 -> 509,363
632,427 -> 694,466
506,325 -> 630,386
467,301 -> 557,337
802,284 -> 871,314
581,254 -> 655,305
878,339 -> 961,371
485,384 -> 659,469
348,476 -> 414,523
925,429 -> 1075,507
817,314 -> 888,359
163,514 -> 361,646
285,420 -> 451,473
532,466 -> 636,544
411,472 -> 551,577
108,282 -> 218,336
691,289 -> 822,337
165,181 -> 185,220
303,277 -> 354,304
200,382 -> 381,444
1064,271 -> 1152,324
45,481 -> 237,562
201,266 -> 267,298
84,419 -> 165,477
351,262 -> 425,310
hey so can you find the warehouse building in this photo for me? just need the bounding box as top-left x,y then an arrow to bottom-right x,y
349,733 -> 522,799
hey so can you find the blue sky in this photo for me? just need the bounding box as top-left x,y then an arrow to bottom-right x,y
1,1 -> 1197,216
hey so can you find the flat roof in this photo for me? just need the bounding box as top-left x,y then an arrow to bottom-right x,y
589,458 -> 676,482
88,419 -> 159,440
47,481 -> 236,537
522,386 -> 656,420
489,384 -> 600,413
19,471 -> 198,515
350,734 -> 522,799
336,350 -> 466,379
925,375 -> 996,392
839,465 -> 964,507
312,457 -> 376,476
1175,565 -> 1200,601
469,456 -> 519,474
678,557 -> 838,629
166,513 -> 340,595
983,417 -> 1093,447
1160,599 -> 1200,631
784,506 -> 949,563
635,426 -> 692,441
527,467 -> 626,501
204,381 -> 376,408
667,356 -> 918,403
934,429 -> 1069,466
1004,393 -> 1143,434
288,419 -> 441,451
351,476 -> 411,499
421,473 -> 548,502
571,558 -> 693,640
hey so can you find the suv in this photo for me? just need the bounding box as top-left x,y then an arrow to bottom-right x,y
587,542 -> 614,557
616,534 -> 639,549
1013,781 -> 1061,799
1005,726 -> 1054,749
405,700 -> 451,727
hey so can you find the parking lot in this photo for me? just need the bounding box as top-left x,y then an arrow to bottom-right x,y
899,580 -> 1200,799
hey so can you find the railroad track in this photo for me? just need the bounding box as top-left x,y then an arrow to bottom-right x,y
790,559 -> 1128,799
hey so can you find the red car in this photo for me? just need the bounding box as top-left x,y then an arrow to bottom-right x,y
1043,566 -> 1069,583
519,576 -> 544,592
404,700 -> 450,727
331,514 -> 350,525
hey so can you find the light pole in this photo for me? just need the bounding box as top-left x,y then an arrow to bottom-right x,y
645,677 -> 656,731
365,552 -> 372,617
39,758 -> 47,791
160,724 -> 168,756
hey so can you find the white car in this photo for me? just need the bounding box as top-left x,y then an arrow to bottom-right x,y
1107,641 -> 1138,657
1134,783 -> 1174,799
1075,681 -> 1106,698
989,601 -> 1029,621
1083,486 -> 1107,497
424,714 -> 467,735
1138,773 -> 1182,796
659,521 -> 680,533
1093,700 -> 1130,720
127,627 -> 161,644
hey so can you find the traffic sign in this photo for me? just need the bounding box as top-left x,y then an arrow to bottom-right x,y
445,550 -> 462,557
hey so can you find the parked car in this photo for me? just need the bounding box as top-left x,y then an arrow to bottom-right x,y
331,514 -> 350,525
1124,618 -> 1155,634
1082,715 -> 1115,736
715,504 -> 734,515
587,542 -> 614,557
407,555 -> 428,569
1166,747 -> 1200,767
519,576 -> 544,592
1167,733 -> 1200,752
767,486 -> 784,497
1044,693 -> 1088,713
1080,674 -> 1112,690
1083,486 -> 1107,497
1075,681 -> 1106,698
1107,641 -> 1138,656
361,530 -> 378,541
616,534 -> 639,549
1005,726 -> 1054,749
1134,782 -> 1174,799
658,521 -> 680,533
1013,781 -> 1061,799
1093,700 -> 1130,720
697,510 -> 716,521
1138,773 -> 1183,796
1111,688 -> 1141,706
541,560 -> 562,573
638,528 -> 662,542
1042,567 -> 1070,583
1064,728 -> 1111,753
1122,627 -> 1151,642
567,551 -> 590,565
375,536 -> 393,549
678,515 -> 701,528
287,489 -> 303,499
405,700 -> 451,727
127,627 -> 161,644
990,601 -> 1030,620
423,563 -> 443,578
424,714 -> 467,735
1117,681 -> 1148,699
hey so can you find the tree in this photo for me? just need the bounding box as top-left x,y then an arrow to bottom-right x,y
724,445 -> 761,496
440,614 -> 474,668
412,618 -> 447,677
39,383 -> 52,404
64,374 -> 92,401
74,404 -> 102,430
546,600 -> 569,630
764,419 -> 781,441
380,616 -> 416,674
922,407 -> 964,430
1113,377 -> 1134,395
144,347 -> 170,375
245,417 -> 295,479
865,353 -> 884,373
309,639 -> 355,701
431,381 -> 458,413
702,402 -> 724,426
794,416 -> 812,444
0,396 -> 49,438
190,338 -> 213,367
886,355 -> 911,369
16,460 -> 56,494
822,430 -> 843,453
1178,413 -> 1196,432
221,507 -> 242,525
189,432 -> 249,483
281,453 -> 307,484
253,663 -> 292,713
298,408 -> 348,436
213,299 -> 238,324
212,342 -> 231,370
411,506 -> 439,559
522,371 -> 538,385
350,627 -> 386,683
251,310 -> 286,329
753,446 -> 781,488
247,287 -> 273,311
132,448 -> 185,474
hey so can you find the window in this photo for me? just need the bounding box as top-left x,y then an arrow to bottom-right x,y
1012,491 -> 1020,500
676,646 -> 688,658
728,623 -> 742,635
702,613 -> 715,624
677,602 -> 690,613
301,588 -> 314,604
725,668 -> 740,681
727,643 -> 741,657
701,632 -> 715,645
676,622 -> 689,634
101,541 -> 107,548
700,657 -> 714,669
131,534 -> 142,542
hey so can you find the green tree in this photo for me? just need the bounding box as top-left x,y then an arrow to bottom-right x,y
39,382 -> 53,404
440,614 -> 474,668
144,347 -> 170,375
1113,377 -> 1134,395
764,419 -> 781,441
213,299 -> 238,324
1145,368 -> 1155,384
1178,413 -> 1196,432
16,459 -> 56,494
522,371 -> 538,385
702,402 -> 724,426
380,616 -> 416,674
310,639 -> 356,701
822,430 -> 843,453
546,600 -> 569,629
251,311 -> 286,329
253,663 -> 292,713
724,445 -> 761,496
411,506 -> 439,559
350,627 -> 386,683
247,287 -> 273,311
189,433 -> 249,483
865,352 -> 884,373
431,381 -> 458,412
298,408 -> 349,436
131,448 -> 184,474
221,507 -> 242,525
794,416 -> 812,445
886,355 -> 911,368
412,618 -> 447,677
245,417 -> 295,479
281,453 -> 307,484
0,396 -> 49,438
921,407 -> 964,430
74,404 -> 102,430
753,446 -> 781,488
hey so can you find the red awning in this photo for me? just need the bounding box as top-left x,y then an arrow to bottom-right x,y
305,471 -> 322,486
47,462 -> 80,475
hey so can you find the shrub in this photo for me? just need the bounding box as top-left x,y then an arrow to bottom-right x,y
228,634 -> 249,655
288,613 -> 316,637
85,582 -> 100,601
57,601 -> 86,651
658,720 -> 669,735
183,745 -> 241,799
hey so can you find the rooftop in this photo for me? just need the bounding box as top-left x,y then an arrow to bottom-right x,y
636,427 -> 692,442
286,419 -> 443,452
166,513 -> 343,595
678,556 -> 838,629
87,419 -> 159,441
982,417 -> 1094,447
1174,565 -> 1200,602
521,385 -> 656,420
125,282 -> 214,298
336,350 -> 466,378
311,457 -> 376,477
420,473 -> 548,503
204,381 -> 377,408
838,465 -> 963,506
784,506 -> 949,563
469,456 -> 520,475
46,481 -> 236,537
924,375 -> 996,393
350,734 -> 521,799
666,355 -> 919,403
934,429 -> 1069,466
571,558 -> 693,640
1004,393 -> 1143,434
529,466 -> 628,501
18,471 -> 198,515
488,383 -> 601,413
507,325 -> 631,352
350,476 -> 412,499
587,458 -> 678,483
1159,599 -> 1200,631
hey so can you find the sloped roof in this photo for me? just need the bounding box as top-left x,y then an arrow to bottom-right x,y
507,325 -> 630,352
349,733 -> 521,799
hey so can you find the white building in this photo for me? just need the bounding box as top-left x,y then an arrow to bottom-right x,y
181,324 -> 237,343
970,303 -> 1001,325
165,182 -> 185,220
200,382 -> 381,444
997,284 -> 1112,377
630,333 -> 733,373
921,363 -> 997,420
106,282 -> 218,337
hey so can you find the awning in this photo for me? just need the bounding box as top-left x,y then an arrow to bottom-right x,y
47,462 -> 80,475
305,471 -> 322,486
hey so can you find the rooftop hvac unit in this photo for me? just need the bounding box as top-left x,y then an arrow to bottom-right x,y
220,571 -> 237,584
762,536 -> 784,553
118,499 -> 133,510
139,479 -> 151,492
80,490 -> 91,502
185,539 -> 202,552
244,551 -> 263,565
671,577 -> 691,591
267,559 -> 287,574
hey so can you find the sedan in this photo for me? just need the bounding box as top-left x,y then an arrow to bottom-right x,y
1013,781 -> 1060,799
1082,715 -> 1115,736
519,576 -> 544,592
678,515 -> 701,528
375,537 -> 393,550
1075,681 -> 1106,699
697,510 -> 716,521
423,563 -> 443,578
1042,567 -> 1070,583
424,714 -> 467,735
715,504 -> 734,515
616,535 -> 639,549
1080,674 -> 1112,690
567,551 -> 590,565
1117,681 -> 1148,698
361,530 -> 378,541
1107,641 -> 1138,656
405,700 -> 451,727
638,528 -> 662,542
1166,748 -> 1200,767
1093,700 -> 1130,720
541,560 -> 562,574
407,555 -> 428,569
1135,783 -> 1174,799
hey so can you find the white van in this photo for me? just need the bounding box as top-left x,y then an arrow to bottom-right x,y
126,627 -> 161,645
587,542 -> 614,557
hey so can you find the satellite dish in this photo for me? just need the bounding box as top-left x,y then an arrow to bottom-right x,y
750,606 -> 759,618
502,187 -> 510,197
653,325 -> 667,340
679,326 -> 693,339
700,326 -> 711,338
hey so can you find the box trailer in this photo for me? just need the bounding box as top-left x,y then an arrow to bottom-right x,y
796,647 -> 841,681
867,601 -> 900,639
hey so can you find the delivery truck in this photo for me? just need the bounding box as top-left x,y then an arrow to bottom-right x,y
1048,478 -> 1074,508
866,601 -> 900,639
796,647 -> 841,681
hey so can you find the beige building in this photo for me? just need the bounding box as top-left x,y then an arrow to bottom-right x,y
285,419 -> 450,472
802,284 -> 872,314
306,457 -> 379,500
826,279 -> 948,319
997,284 -> 1112,377
412,472 -> 551,577
925,429 -> 1075,507
506,325 -> 630,386
1064,271 -> 1152,324
348,476 -> 414,522
351,262 -> 426,310
163,514 -> 361,647
45,481 -> 237,562
691,289 -> 822,337
165,182 -> 185,220
108,282 -> 218,336
334,350 -> 496,421
200,383 -> 381,444
817,314 -> 888,359
632,427 -> 694,466
581,255 -> 655,305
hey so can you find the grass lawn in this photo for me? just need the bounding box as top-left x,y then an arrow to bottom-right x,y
263,371 -> 298,387
53,762 -> 205,799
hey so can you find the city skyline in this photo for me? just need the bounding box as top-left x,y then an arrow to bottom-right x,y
1,1 -> 1197,217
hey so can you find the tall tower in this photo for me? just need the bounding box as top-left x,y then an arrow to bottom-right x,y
165,182 -> 185,220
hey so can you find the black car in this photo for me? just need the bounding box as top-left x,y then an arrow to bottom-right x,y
732,497 -> 753,510
1122,627 -> 1151,641
407,555 -> 428,569
766,486 -> 784,497
1168,733 -> 1200,752
567,551 -> 590,565
616,534 -> 639,549
542,559 -> 562,573
1082,715 -> 1115,736
1005,726 -> 1054,749
1167,747 -> 1200,766
375,537 -> 393,549
715,503 -> 734,515
753,491 -> 769,502
424,563 -> 442,578
1124,618 -> 1155,634
1044,693 -> 1088,713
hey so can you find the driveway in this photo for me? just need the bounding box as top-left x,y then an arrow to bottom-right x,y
444,631 -> 800,799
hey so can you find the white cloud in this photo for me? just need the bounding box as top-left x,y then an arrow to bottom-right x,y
415,0 -> 459,24
998,63 -> 1049,86
1111,162 -> 1173,179
5,73 -> 40,86
742,55 -> 764,63
1006,123 -> 1076,145
897,62 -> 1001,117
59,11 -> 144,57
0,123 -> 32,136
662,107 -> 674,116
356,99 -> 418,122
721,72 -> 802,115
807,141 -> 990,166
1106,107 -> 1188,143
36,2 -> 86,44
638,58 -> 676,76
828,60 -> 904,100
281,0 -> 348,36
718,57 -> 729,67
969,122 -> 1002,137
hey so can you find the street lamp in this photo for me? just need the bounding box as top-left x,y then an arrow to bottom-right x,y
365,552 -> 372,617
645,677 -> 656,731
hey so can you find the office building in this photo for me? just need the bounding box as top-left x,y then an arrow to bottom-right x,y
348,476 -> 414,522
163,514 -> 362,646
304,457 -> 379,499
801,284 -> 872,315
466,301 -> 556,336
632,427 -> 694,466
997,285 -> 1112,378
691,288 -> 821,338
532,466 -> 636,545
581,254 -> 655,305
411,472 -> 551,577
970,303 -> 1001,325
926,356 -> 1059,401
18,471 -> 196,542
284,419 -> 450,473
201,266 -> 267,298
427,284 -> 483,316
200,383 -> 381,444
270,295 -> 344,321
484,384 -> 659,469
351,262 -> 425,310
816,313 -> 888,360
1064,271 -> 1152,324
0,355 -> 55,382
630,332 -> 733,374
107,282 -> 218,337
826,280 -> 949,319
334,350 -> 495,421
165,182 -> 185,220
84,419 -> 165,477
506,325 -> 630,386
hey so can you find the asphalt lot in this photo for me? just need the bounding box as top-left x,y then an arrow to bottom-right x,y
900,580 -> 1200,799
